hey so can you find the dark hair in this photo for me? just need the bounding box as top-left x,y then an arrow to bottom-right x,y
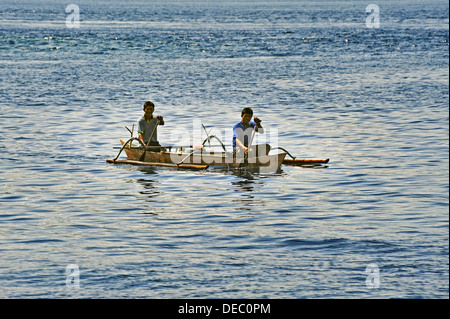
143,101 -> 155,110
241,107 -> 253,117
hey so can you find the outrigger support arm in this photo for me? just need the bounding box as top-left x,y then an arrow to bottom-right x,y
176,150 -> 202,166
201,135 -> 227,152
112,137 -> 145,161
272,147 -> 296,160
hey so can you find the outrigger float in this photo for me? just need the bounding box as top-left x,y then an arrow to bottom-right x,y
106,126 -> 329,170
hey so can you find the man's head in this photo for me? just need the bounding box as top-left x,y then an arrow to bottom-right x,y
143,101 -> 155,111
241,107 -> 253,126
143,101 -> 155,118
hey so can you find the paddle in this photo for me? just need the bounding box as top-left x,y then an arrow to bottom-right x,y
139,119 -> 160,161
249,121 -> 258,149
242,122 -> 258,166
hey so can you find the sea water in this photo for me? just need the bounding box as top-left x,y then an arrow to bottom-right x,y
0,0 -> 448,298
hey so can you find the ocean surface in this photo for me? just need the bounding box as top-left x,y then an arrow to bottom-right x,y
0,0 -> 448,299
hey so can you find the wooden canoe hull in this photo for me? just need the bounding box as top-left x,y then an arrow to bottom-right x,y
119,140 -> 287,168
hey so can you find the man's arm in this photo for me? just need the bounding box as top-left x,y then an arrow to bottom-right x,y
235,137 -> 248,154
137,118 -> 146,145
138,132 -> 145,145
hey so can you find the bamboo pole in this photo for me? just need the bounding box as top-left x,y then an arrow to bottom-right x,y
106,158 -> 208,170
282,158 -> 329,165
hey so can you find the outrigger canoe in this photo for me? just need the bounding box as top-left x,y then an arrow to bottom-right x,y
106,137 -> 329,170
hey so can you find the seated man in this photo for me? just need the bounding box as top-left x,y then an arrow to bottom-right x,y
232,107 -> 270,158
137,101 -> 165,147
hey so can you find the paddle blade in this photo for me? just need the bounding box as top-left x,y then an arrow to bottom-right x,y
138,150 -> 146,161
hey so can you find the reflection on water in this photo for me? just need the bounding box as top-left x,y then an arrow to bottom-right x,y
232,168 -> 257,181
134,168 -> 161,210
232,180 -> 257,211
137,167 -> 159,176
136,178 -> 160,200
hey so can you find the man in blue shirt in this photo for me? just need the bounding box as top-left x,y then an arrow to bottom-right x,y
232,107 -> 264,156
